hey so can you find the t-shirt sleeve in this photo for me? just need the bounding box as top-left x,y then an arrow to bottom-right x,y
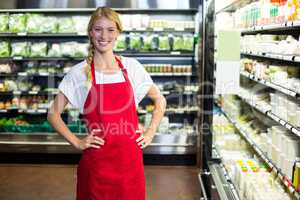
58,72 -> 81,110
130,59 -> 154,105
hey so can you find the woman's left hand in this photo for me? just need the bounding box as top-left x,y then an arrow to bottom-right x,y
136,128 -> 155,149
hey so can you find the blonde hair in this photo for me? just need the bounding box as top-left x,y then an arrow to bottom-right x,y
85,7 -> 123,86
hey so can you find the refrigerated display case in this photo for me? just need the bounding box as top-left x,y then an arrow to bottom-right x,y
0,8 -> 201,164
199,0 -> 300,199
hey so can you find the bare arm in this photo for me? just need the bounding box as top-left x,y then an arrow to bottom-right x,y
47,92 -> 104,150
136,84 -> 166,148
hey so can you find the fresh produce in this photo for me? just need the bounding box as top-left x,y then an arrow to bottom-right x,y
173,36 -> 184,51
0,41 -> 10,57
183,35 -> 194,51
9,14 -> 27,33
47,43 -> 61,57
74,43 -> 88,57
142,35 -> 156,51
29,42 -> 47,57
57,17 -> 75,33
114,35 -> 126,51
11,42 -> 29,57
4,80 -> 18,91
26,14 -> 44,33
40,16 -> 58,33
129,33 -> 142,50
0,14 -> 9,32
158,35 -> 170,51
72,16 -> 89,33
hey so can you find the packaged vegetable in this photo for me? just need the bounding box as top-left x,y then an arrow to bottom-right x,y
0,41 -> 10,57
60,42 -> 77,57
183,35 -> 194,51
57,17 -> 75,33
74,43 -> 88,57
114,35 -> 126,51
11,42 -> 28,57
29,42 -> 47,57
9,14 -> 27,33
26,14 -> 44,33
4,80 -> 18,91
173,36 -> 184,51
40,16 -> 58,33
129,33 -> 142,51
158,35 -> 170,51
47,43 -> 61,57
72,16 -> 89,34
142,34 -> 156,51
0,14 -> 9,32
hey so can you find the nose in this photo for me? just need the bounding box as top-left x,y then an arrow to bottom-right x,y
100,30 -> 108,39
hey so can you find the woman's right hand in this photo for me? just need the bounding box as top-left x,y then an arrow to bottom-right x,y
75,129 -> 105,150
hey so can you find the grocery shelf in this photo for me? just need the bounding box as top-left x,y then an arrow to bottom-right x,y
240,71 -> 299,98
219,107 -> 300,199
0,53 -> 194,61
241,51 -> 300,65
0,133 -> 197,155
241,20 -> 300,35
0,91 -> 58,96
0,8 -> 198,14
210,147 -> 241,200
0,28 -> 195,37
236,94 -> 300,138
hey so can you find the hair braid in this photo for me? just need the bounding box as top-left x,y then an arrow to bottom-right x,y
85,42 -> 94,87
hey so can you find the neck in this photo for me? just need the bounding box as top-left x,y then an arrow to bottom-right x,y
93,50 -> 117,70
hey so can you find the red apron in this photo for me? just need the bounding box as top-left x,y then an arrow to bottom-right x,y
76,56 -> 145,200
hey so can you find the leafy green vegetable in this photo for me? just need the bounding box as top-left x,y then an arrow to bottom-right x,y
9,14 -> 27,33
0,41 -> 10,57
26,14 -> 43,33
40,16 -> 58,33
158,36 -> 170,51
0,14 -> 9,32
57,17 -> 75,33
183,35 -> 194,51
29,42 -> 47,57
142,35 -> 156,51
11,42 -> 28,57
129,34 -> 142,50
173,36 -> 184,51
114,35 -> 126,51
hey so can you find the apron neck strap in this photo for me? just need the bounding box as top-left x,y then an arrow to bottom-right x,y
90,55 -> 128,85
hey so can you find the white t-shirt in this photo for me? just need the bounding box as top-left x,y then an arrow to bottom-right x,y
58,56 -> 154,113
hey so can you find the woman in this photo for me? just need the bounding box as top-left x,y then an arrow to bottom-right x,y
47,7 -> 166,200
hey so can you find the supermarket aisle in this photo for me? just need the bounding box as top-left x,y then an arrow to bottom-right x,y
0,164 -> 200,200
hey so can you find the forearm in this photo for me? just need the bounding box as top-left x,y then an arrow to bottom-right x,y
47,113 -> 80,148
147,95 -> 166,136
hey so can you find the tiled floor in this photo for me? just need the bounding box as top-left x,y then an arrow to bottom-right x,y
0,164 -> 200,200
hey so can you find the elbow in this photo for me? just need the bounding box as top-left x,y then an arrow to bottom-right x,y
159,95 -> 167,113
47,109 -> 59,123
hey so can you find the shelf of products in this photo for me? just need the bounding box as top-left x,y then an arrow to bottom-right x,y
217,107 -> 300,199
240,71 -> 299,98
0,8 -> 199,155
241,51 -> 300,64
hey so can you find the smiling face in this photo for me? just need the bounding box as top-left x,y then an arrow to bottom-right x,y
89,17 -> 120,53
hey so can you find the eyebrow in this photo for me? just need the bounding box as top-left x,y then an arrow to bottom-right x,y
93,26 -> 117,29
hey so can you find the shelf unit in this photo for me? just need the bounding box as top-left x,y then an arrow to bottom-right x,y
240,71 -> 299,98
205,0 -> 300,199
0,8 -> 200,156
241,51 -> 300,64
236,93 -> 300,138
217,105 -> 300,199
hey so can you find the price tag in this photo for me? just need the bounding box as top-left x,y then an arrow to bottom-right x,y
279,120 -> 286,126
27,109 -> 36,113
18,72 -> 27,76
28,91 -> 38,95
292,128 -> 300,137
39,72 -> 49,76
77,32 -> 87,36
170,51 -> 181,55
0,109 -> 7,113
17,32 -> 27,36
13,91 -> 21,95
285,124 -> 292,130
37,109 -> 47,113
13,56 -> 23,60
